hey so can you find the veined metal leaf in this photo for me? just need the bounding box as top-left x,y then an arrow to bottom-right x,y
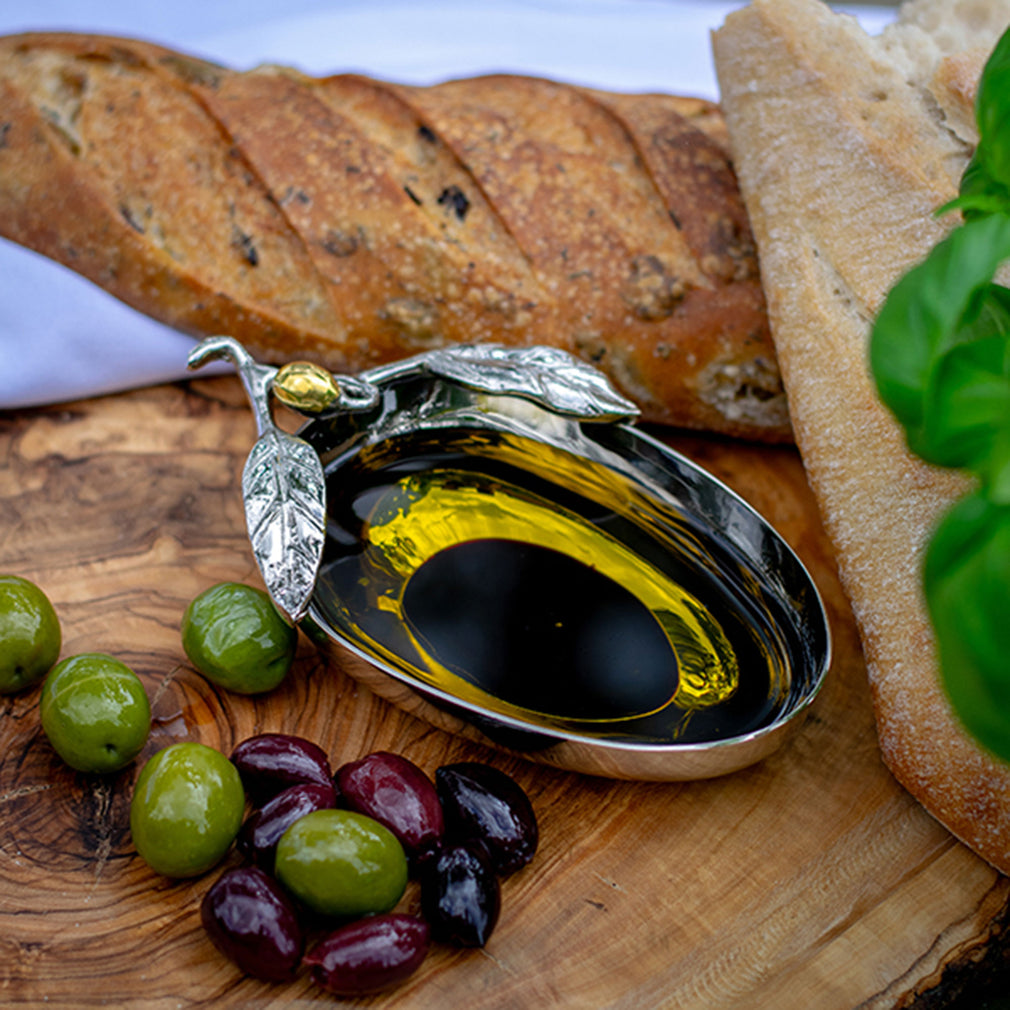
420,344 -> 639,421
188,336 -> 328,625
242,427 -> 326,625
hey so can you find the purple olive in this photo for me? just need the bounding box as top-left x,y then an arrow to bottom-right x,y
336,751 -> 443,865
200,865 -> 303,982
237,781 -> 337,869
435,763 -> 538,875
230,733 -> 333,804
304,914 -> 430,995
420,841 -> 500,947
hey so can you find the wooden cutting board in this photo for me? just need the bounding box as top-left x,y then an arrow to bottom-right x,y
0,375 -> 1007,1009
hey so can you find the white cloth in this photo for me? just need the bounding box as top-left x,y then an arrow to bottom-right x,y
0,0 -> 896,408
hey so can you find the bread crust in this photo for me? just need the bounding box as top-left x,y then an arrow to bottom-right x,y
0,31 -> 788,439
713,0 -> 1010,872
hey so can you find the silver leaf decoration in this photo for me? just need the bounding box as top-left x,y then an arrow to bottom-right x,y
415,344 -> 639,421
241,429 -> 326,625
188,336 -> 326,624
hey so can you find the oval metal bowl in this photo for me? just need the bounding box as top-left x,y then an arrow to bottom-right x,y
189,337 -> 831,781
298,366 -> 830,782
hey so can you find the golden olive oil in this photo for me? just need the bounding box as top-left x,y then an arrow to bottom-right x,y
313,428 -> 791,744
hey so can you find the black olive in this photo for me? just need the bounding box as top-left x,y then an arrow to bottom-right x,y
436,762 -> 538,875
420,841 -> 500,947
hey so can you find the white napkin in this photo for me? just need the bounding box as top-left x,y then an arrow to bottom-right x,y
0,0 -> 896,409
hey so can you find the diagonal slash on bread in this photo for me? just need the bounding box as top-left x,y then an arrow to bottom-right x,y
713,0 -> 1010,873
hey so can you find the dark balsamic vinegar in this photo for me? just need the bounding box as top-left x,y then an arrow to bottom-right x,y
313,430 -> 791,745
402,538 -> 680,721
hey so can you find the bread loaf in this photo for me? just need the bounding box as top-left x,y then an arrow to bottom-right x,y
713,0 -> 1010,873
0,31 -> 788,439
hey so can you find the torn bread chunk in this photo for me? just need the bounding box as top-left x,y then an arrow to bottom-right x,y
713,0 -> 1010,873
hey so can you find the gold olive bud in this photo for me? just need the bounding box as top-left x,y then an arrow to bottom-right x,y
272,361 -> 341,415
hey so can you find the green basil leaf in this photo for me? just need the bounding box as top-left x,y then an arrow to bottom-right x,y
976,26 -> 1010,190
924,490 -> 1010,762
869,215 -> 1010,435
938,151 -> 1010,221
914,286 -> 1010,469
917,334 -> 1009,467
986,421 -> 1010,504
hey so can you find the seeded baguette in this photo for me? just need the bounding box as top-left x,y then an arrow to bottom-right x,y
0,31 -> 787,439
713,0 -> 1010,873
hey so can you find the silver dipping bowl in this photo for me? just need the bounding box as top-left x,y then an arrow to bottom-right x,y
296,359 -> 831,781
189,336 -> 830,781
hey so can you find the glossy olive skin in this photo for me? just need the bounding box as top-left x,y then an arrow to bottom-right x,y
274,809 -> 408,919
336,752 -> 443,865
0,574 -> 61,693
305,914 -> 430,995
435,763 -> 538,875
181,582 -> 297,694
201,865 -> 304,982
231,733 -> 334,805
420,840 -> 500,947
237,781 -> 337,869
130,742 -> 245,878
40,653 -> 151,773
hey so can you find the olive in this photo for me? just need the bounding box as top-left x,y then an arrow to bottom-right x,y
435,763 -> 538,875
130,742 -> 245,878
336,751 -> 443,866
0,574 -> 61,693
274,809 -> 408,919
420,840 -> 500,947
230,733 -> 334,805
237,781 -> 337,870
201,865 -> 303,982
40,653 -> 151,773
304,914 -> 430,995
181,582 -> 297,694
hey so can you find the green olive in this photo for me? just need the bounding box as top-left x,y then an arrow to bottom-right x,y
274,809 -> 408,918
181,582 -> 297,694
40,653 -> 151,773
130,742 -> 245,878
0,575 -> 61,693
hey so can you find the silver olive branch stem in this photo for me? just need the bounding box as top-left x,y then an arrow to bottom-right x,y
187,335 -> 279,436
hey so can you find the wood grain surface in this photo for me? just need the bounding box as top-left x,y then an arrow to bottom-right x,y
0,376 -> 1007,1009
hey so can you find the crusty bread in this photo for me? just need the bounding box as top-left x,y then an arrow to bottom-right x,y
0,32 -> 788,440
713,0 -> 1010,873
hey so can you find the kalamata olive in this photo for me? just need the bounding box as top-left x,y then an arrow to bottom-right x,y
230,733 -> 333,804
304,914 -> 430,995
420,841 -> 500,947
237,781 -> 337,869
336,751 -> 443,865
201,865 -> 303,982
435,763 -> 538,875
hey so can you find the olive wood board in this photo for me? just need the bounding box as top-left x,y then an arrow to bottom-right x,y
0,376 -> 1007,1010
